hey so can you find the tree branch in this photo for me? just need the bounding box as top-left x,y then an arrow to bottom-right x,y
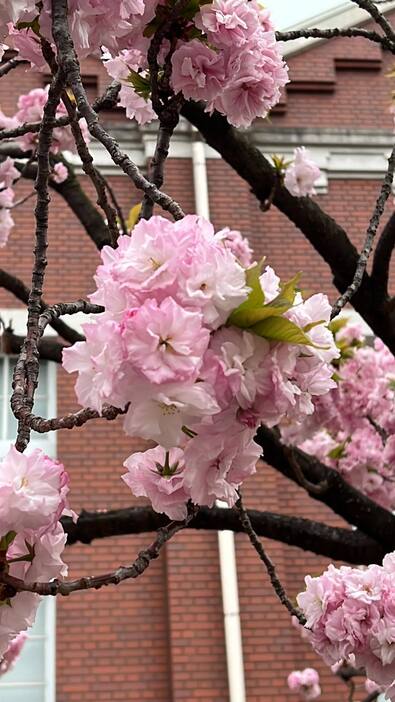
235,494 -> 306,622
371,211 -> 395,293
1,326 -> 65,363
61,505 -> 386,565
0,268 -> 83,344
0,506 -> 197,597
350,0 -> 395,40
0,58 -> 28,79
51,0 -> 185,221
256,426 -> 395,550
0,146 -> 112,250
276,26 -> 395,51
181,103 -> 395,353
331,146 -> 395,317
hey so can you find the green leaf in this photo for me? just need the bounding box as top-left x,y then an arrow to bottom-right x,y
328,440 -> 349,461
127,71 -> 151,100
228,259 -> 265,326
328,317 -> 348,335
229,269 -> 302,329
303,319 -> 326,333
0,531 -> 16,553
251,316 -> 324,347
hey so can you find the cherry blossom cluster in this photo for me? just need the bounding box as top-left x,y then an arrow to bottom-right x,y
1,1 -> 288,129
105,0 -> 289,127
287,668 -> 321,700
0,87 -> 89,155
282,322 -> 395,510
0,446 -> 72,659
297,553 -> 395,700
63,214 -> 338,520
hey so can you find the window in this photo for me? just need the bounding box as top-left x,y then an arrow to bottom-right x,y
0,355 -> 57,702
0,600 -> 56,702
0,356 -> 56,458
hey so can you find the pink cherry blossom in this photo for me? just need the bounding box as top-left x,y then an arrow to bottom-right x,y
0,203 -> 14,247
183,427 -> 259,507
196,0 -> 259,48
0,446 -> 71,534
0,0 -> 37,26
119,85 -> 155,125
123,380 -> 220,448
287,669 -> 321,700
7,26 -> 48,72
121,297 -> 210,384
0,158 -> 19,188
297,557 -> 395,699
171,40 -> 226,103
284,147 -> 322,197
51,162 -> 68,184
122,446 -> 189,520
215,227 -> 253,267
62,318 -> 129,413
0,632 -> 27,676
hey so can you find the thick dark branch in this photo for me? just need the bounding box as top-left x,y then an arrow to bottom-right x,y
332,146 -> 395,317
256,426 -> 395,550
181,103 -> 395,353
61,505 -> 385,565
0,146 -> 112,250
0,268 -> 83,344
276,26 -> 394,51
0,58 -> 28,78
371,211 -> 395,293
1,507 -> 197,597
2,327 -> 65,363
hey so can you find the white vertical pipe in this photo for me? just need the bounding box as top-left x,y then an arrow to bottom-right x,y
190,126 -> 247,702
217,502 -> 247,702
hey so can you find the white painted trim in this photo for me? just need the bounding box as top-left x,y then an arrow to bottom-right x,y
280,1 -> 395,57
64,125 -> 395,187
44,598 -> 56,702
0,307 -> 87,336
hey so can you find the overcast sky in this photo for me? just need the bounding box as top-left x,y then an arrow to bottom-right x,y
264,0 -> 348,29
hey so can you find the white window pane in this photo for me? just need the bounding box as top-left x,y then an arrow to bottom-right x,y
3,358 -> 51,442
0,686 -> 45,702
1,638 -> 45,684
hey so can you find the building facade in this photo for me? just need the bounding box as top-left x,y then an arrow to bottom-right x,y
0,5 -> 394,701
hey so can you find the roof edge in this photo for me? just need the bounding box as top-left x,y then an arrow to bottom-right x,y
281,1 -> 395,57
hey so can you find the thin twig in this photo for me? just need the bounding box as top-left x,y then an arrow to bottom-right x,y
235,494 -> 306,625
276,26 -> 394,51
51,0 -> 184,221
9,190 -> 35,209
101,174 -> 128,237
350,0 -> 395,40
0,506 -> 198,597
11,70 -> 64,452
0,81 -> 121,142
331,146 -> 395,318
366,415 -> 388,444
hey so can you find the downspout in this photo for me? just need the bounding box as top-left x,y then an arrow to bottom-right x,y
191,127 -> 247,702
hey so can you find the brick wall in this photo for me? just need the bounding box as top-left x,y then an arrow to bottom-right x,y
0,15 -> 392,701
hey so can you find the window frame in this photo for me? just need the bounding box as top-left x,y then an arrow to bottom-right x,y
0,307 -> 59,702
